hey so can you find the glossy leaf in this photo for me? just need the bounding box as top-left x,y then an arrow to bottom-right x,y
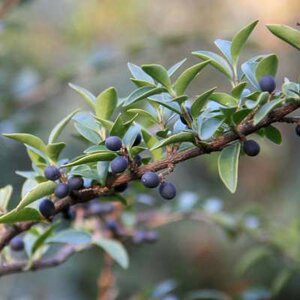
95,87 -> 118,120
218,143 -> 241,193
191,87 -> 217,118
231,20 -> 259,64
94,238 -> 129,269
267,24 -> 300,50
141,64 -> 172,89
214,39 -> 233,64
0,207 -> 42,223
74,122 -> 101,144
210,92 -> 238,107
255,54 -> 278,80
167,58 -> 187,77
174,60 -> 210,95
127,63 -> 154,83
63,152 -> 116,167
198,118 -> 224,140
126,108 -> 158,124
141,128 -> 162,160
253,98 -> 283,125
46,143 -> 66,162
265,125 -> 282,144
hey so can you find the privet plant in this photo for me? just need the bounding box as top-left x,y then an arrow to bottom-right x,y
0,20 -> 300,297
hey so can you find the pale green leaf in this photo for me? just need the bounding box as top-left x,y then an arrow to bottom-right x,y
63,152 -> 116,167
0,207 -> 42,223
69,83 -> 96,109
141,64 -> 172,89
255,54 -> 278,80
95,87 -> 118,120
47,229 -> 92,245
254,98 -> 283,125
0,185 -> 13,212
191,87 -> 217,118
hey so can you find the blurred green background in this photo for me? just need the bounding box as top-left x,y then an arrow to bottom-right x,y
0,0 -> 300,299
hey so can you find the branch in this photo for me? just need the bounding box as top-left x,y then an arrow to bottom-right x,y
0,101 -> 299,251
0,244 -> 88,277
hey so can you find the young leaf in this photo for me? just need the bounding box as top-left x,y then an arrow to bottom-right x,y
167,58 -> 187,77
141,128 -> 162,160
174,60 -> 211,95
3,133 -> 47,153
192,50 -> 233,79
255,54 -> 278,80
231,20 -> 259,64
63,152 -> 116,167
46,143 -> 66,162
126,108 -> 158,124
267,24 -> 300,50
210,92 -> 238,107
69,83 -> 96,109
0,185 -> 13,213
231,82 -> 248,98
141,64 -> 172,89
151,132 -> 195,151
48,109 -> 79,144
94,238 -> 129,269
16,181 -> 56,210
47,229 -> 92,245
253,98 -> 283,125
95,87 -> 118,120
128,63 -> 155,83
0,207 -> 42,223
214,39 -> 233,64
191,87 -> 217,118
218,143 -> 241,193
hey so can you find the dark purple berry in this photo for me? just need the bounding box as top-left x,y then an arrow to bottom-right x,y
114,183 -> 128,193
111,156 -> 128,174
144,230 -> 159,243
55,183 -> 70,199
243,140 -> 260,157
105,219 -> 123,237
180,107 -> 192,125
133,133 -> 142,147
105,136 -> 122,151
9,236 -> 24,251
39,199 -> 55,219
295,125 -> 300,136
44,166 -> 61,181
141,171 -> 160,188
259,76 -> 276,93
159,181 -> 176,200
62,206 -> 74,220
68,176 -> 83,191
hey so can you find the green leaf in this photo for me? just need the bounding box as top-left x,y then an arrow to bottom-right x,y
267,24 -> 300,50
97,161 -> 109,186
94,116 -> 114,131
231,82 -> 248,98
214,39 -> 233,64
31,224 -> 57,255
241,59 -> 260,89
130,78 -> 155,88
174,60 -> 210,95
141,64 -> 172,89
237,246 -> 271,275
151,132 -> 195,151
94,238 -> 129,269
282,81 -> 300,100
265,125 -> 282,144
272,269 -> 294,295
198,118 -> 224,140
231,20 -> 259,64
3,133 -> 47,153
46,143 -> 66,162
128,63 -> 154,83
124,86 -> 166,107
210,92 -> 238,107
126,108 -> 158,124
255,54 -> 278,80
191,87 -> 217,118
218,143 -> 241,193
17,181 -> 56,210
254,98 -> 283,125
123,125 -> 141,149
245,92 -> 269,109
148,96 -> 181,114
47,229 -> 92,245
48,109 -> 79,144
0,207 -> 42,223
141,128 -> 162,160
69,83 -> 96,109
95,87 -> 118,120
167,58 -> 187,77
0,185 -> 13,212
74,122 -> 101,144
63,152 -> 116,167
192,50 -> 233,79
110,113 -> 137,137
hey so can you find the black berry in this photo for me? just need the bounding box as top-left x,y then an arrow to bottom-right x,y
62,206 -> 74,220
133,133 -> 142,147
144,230 -> 159,243
134,154 -> 142,166
243,140 -> 260,157
159,181 -> 177,200
55,183 -> 70,199
105,136 -> 122,151
114,183 -> 128,193
259,76 -> 276,93
141,171 -> 160,188
68,176 -> 83,191
9,236 -> 24,251
111,156 -> 128,174
39,199 -> 55,219
44,166 -> 61,181
295,125 -> 300,136
180,107 -> 192,125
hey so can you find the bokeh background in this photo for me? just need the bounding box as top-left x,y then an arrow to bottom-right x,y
0,0 -> 300,299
